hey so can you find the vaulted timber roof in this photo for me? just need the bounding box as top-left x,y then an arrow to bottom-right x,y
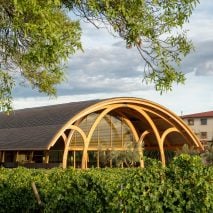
0,100 -> 99,150
0,97 -> 204,151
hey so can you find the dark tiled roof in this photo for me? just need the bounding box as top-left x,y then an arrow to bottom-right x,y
181,111 -> 213,119
0,99 -> 100,150
0,125 -> 60,150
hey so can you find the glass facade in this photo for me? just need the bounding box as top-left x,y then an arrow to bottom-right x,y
68,113 -> 138,168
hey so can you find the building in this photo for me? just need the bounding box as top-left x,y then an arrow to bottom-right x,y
181,111 -> 213,147
0,97 -> 204,169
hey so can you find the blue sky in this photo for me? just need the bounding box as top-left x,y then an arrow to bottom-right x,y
13,1 -> 213,115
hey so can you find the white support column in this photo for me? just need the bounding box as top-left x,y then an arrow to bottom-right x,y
74,151 -> 76,169
29,151 -> 34,162
14,151 -> 19,162
97,151 -> 99,168
44,151 -> 50,163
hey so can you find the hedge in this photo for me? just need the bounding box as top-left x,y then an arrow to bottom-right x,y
0,154 -> 212,212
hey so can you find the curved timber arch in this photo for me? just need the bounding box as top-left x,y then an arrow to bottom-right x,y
64,104 -> 166,168
46,97 -> 203,169
161,127 -> 180,145
83,104 -> 163,168
63,104 -> 142,168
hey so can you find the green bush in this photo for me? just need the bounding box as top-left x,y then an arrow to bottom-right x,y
0,167 -> 42,212
0,155 -> 212,212
117,154 -> 213,212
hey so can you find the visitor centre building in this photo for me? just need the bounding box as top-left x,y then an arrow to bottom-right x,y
0,97 -> 204,169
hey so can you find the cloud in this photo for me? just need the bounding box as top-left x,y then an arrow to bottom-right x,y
12,43 -> 151,98
68,44 -> 143,77
184,0 -> 213,42
13,71 -> 213,115
55,43 -> 153,96
181,41 -> 213,76
12,38 -> 213,99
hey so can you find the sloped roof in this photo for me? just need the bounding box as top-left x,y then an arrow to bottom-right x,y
0,99 -> 99,150
0,97 -> 203,152
181,111 -> 213,119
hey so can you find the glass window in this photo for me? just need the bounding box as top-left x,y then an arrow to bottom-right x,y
187,118 -> 194,125
49,150 -> 63,163
200,118 -> 207,125
69,112 -> 138,168
200,132 -> 207,139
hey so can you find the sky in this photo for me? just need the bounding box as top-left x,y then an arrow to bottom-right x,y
13,1 -> 213,115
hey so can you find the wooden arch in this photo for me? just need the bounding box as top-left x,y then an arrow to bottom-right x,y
47,98 -> 204,169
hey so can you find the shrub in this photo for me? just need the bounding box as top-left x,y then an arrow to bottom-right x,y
0,155 -> 212,212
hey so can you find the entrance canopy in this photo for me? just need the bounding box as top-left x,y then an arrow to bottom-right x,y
0,97 -> 203,168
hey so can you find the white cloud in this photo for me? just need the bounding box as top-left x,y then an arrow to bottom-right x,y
196,61 -> 213,76
183,0 -> 213,42
13,72 -> 213,115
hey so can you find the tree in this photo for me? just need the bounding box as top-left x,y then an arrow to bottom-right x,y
0,0 -> 199,112
0,0 -> 81,111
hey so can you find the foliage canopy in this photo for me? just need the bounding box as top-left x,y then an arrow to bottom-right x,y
0,0 -> 81,111
0,0 -> 199,111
